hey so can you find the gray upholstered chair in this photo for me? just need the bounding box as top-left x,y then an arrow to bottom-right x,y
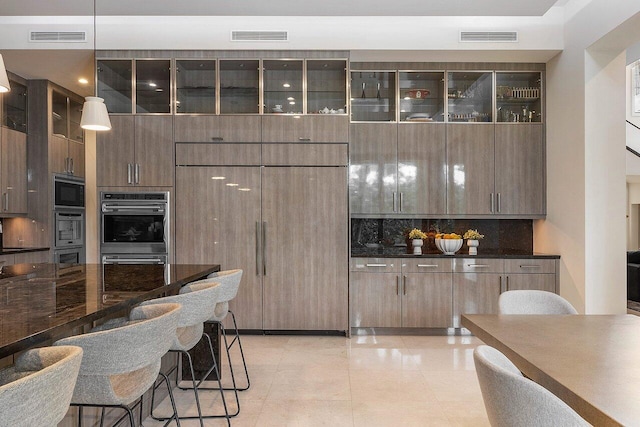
0,345 -> 83,427
498,290 -> 578,315
142,280 -> 231,426
183,269 -> 249,397
474,345 -> 589,427
55,302 -> 182,427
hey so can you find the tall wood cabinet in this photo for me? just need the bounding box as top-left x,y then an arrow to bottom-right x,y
97,115 -> 173,187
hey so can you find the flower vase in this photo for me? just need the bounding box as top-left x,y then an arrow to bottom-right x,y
467,239 -> 479,256
412,239 -> 423,255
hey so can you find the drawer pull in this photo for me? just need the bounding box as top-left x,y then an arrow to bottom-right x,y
417,264 -> 438,268
298,137 -> 311,141
365,263 -> 388,267
211,137 -> 224,141
468,264 -> 489,268
519,265 -> 541,269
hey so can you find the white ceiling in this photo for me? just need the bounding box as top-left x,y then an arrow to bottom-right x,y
2,0 -> 566,17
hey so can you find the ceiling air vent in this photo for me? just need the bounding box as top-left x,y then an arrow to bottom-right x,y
29,31 -> 87,43
231,31 -> 288,42
459,31 -> 518,43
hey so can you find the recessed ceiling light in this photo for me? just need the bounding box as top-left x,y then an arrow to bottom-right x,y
211,176 -> 226,180
78,78 -> 89,85
287,97 -> 295,101
283,83 -> 291,88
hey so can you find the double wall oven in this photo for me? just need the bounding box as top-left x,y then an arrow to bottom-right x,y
53,174 -> 85,264
100,192 -> 169,265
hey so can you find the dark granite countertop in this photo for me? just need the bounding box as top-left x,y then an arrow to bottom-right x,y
0,247 -> 49,255
351,247 -> 560,259
0,262 -> 220,359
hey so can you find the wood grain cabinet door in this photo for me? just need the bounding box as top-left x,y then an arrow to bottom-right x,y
175,166 -> 263,329
452,272 -> 502,328
446,124 -> 495,215
1,128 -> 27,214
349,123 -> 398,214
96,115 -> 135,187
397,124 -> 446,214
175,115 -> 262,143
262,115 -> 348,143
505,274 -> 556,293
402,273 -> 452,328
134,116 -> 173,186
49,134 -> 69,175
262,167 -> 348,331
67,140 -> 85,178
350,272 -> 402,328
495,124 -> 545,215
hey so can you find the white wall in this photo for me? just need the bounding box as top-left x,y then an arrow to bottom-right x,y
537,0 -> 640,314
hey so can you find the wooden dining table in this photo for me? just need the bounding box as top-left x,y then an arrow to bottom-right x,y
462,314 -> 640,427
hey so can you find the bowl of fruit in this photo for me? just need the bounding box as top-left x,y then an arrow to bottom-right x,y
435,233 -> 463,255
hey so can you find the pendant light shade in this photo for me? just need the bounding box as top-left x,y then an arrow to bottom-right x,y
80,96 -> 111,131
0,54 -> 11,93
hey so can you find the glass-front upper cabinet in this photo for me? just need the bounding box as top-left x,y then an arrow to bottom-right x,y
350,71 -> 396,122
176,59 -> 216,114
447,71 -> 492,122
136,60 -> 171,113
69,98 -> 83,142
52,90 -> 68,137
496,72 -> 542,123
97,60 -> 132,114
399,71 -> 445,122
307,59 -> 347,115
2,79 -> 27,133
263,60 -> 303,114
219,59 -> 260,114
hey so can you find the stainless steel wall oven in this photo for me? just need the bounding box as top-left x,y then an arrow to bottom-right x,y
100,192 -> 169,262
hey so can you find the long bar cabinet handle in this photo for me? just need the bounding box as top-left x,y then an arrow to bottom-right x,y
392,192 -> 397,212
135,163 -> 140,184
417,264 -> 438,268
262,221 -> 267,276
468,264 -> 489,268
490,193 -> 495,213
519,265 -> 541,269
3,193 -> 7,211
403,275 -> 407,295
70,158 -> 74,175
365,263 -> 387,267
211,137 -> 224,141
255,221 -> 261,276
497,192 -> 501,213
396,276 -> 399,295
399,192 -> 403,212
127,164 -> 132,184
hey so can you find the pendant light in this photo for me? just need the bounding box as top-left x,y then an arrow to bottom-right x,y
0,54 -> 11,93
80,0 -> 111,131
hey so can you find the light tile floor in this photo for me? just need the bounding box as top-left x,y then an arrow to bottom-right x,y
144,334 -> 490,426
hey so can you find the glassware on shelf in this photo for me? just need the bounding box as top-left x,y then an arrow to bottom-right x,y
2,79 -> 27,133
496,72 -> 542,123
307,59 -> 347,114
447,71 -> 493,122
176,59 -> 216,114
263,59 -> 303,114
399,71 -> 445,122
52,90 -> 68,137
350,71 -> 396,122
97,60 -> 132,114
219,59 -> 259,114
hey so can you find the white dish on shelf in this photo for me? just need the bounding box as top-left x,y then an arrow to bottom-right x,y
435,238 -> 462,255
407,113 -> 430,119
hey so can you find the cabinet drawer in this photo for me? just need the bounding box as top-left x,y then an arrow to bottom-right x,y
176,143 -> 261,166
350,258 -> 401,273
262,115 -> 349,143
504,258 -> 556,274
262,144 -> 347,166
402,258 -> 452,273
175,115 -> 262,143
453,258 -> 504,273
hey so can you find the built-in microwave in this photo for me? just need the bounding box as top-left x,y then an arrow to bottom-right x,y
53,174 -> 85,210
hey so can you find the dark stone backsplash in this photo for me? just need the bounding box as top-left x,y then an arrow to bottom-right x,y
351,218 -> 533,254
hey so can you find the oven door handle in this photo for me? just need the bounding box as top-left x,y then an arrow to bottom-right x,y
102,256 -> 166,265
102,204 -> 166,212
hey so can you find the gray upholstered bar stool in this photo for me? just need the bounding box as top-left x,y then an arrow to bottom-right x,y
54,302 -> 182,427
0,345 -> 83,427
474,345 -> 589,426
498,290 -> 578,314
141,280 -> 231,426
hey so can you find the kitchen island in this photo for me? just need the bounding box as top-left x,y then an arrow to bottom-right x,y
0,262 -> 220,359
